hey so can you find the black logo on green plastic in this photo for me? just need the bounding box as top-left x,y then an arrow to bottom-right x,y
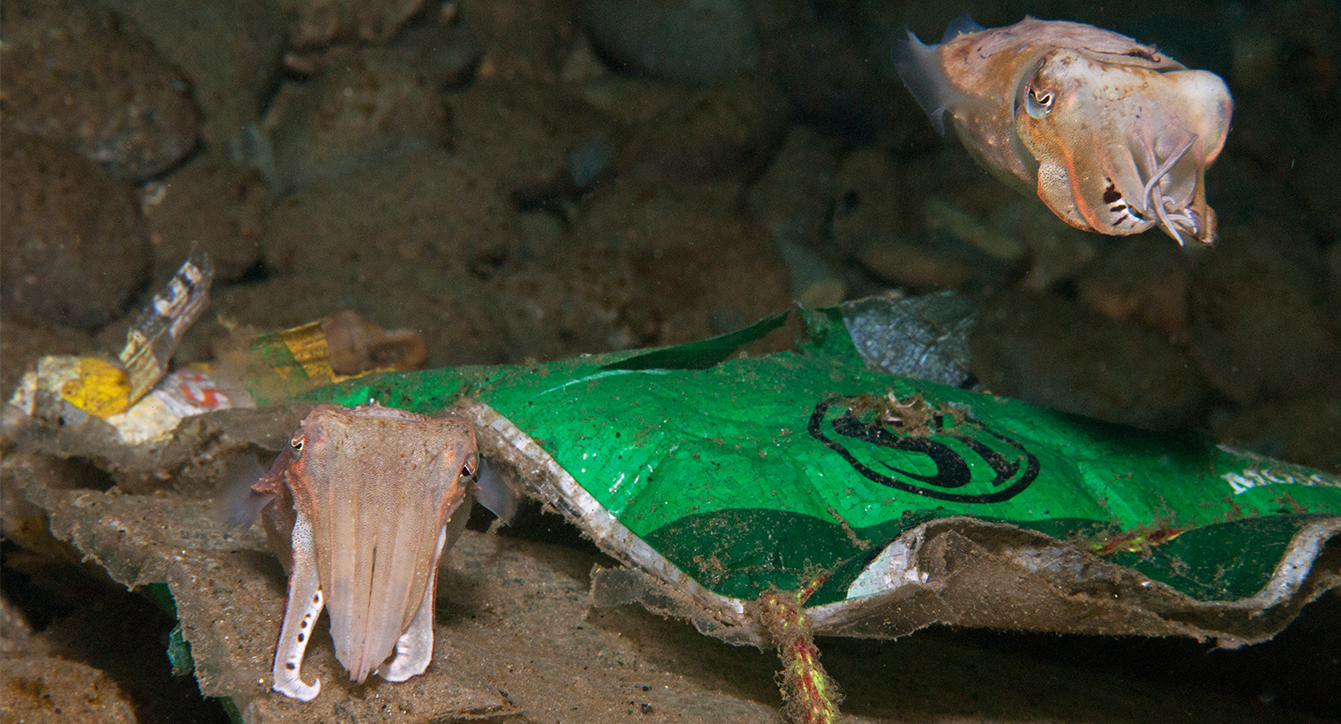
808,396 -> 1038,503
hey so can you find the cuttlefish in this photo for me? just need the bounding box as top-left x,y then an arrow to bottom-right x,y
230,402 -> 517,701
894,16 -> 1233,245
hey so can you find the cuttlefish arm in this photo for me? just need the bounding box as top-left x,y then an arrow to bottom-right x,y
1017,47 -> 1232,245
273,514 -> 323,700
264,448 -> 473,699
222,448 -> 322,700
377,452 -> 507,680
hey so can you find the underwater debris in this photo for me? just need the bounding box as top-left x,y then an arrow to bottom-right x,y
758,575 -> 843,724
5,299 -> 1340,721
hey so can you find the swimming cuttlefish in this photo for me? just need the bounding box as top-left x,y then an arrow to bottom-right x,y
230,402 -> 516,701
895,16 -> 1233,245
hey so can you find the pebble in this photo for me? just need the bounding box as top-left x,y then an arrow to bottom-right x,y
0,0 -> 200,180
95,0 -> 286,160
579,0 -> 759,85
971,288 -> 1210,431
1,134 -> 152,331
263,46 -> 450,189
1187,227 -> 1337,406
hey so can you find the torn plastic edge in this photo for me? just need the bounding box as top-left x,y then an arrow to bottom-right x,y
458,399 -> 767,646
462,399 -> 1341,649
804,517 -> 1341,622
601,310 -> 791,372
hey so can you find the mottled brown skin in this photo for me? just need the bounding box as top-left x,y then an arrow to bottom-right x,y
934,19 -> 1184,188
896,17 -> 1232,245
252,403 -> 478,701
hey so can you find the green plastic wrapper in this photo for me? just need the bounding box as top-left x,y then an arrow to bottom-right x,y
269,304 -> 1341,648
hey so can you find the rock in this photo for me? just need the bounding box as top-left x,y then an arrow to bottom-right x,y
493,249 -> 654,359
96,0 -> 288,159
1187,227 -> 1337,406
855,240 -> 974,291
285,22 -> 483,87
1326,241 -> 1341,338
405,25 -> 482,90
898,114 -> 1098,292
0,0 -> 200,180
1295,126 -> 1341,242
449,81 -> 620,204
746,125 -> 840,251
572,180 -> 792,346
244,147 -> 524,366
263,45 -> 450,189
580,0 -> 759,85
510,138 -> 617,214
1076,236 -> 1192,343
987,196 -> 1100,291
320,310 -> 426,375
1,597 -> 46,657
1,134 -> 152,331
831,150 -> 1005,292
971,288 -> 1210,431
831,149 -> 910,257
280,0 -> 426,48
462,0 -> 577,84
144,160 -> 271,284
1215,394 -> 1341,474
623,77 -> 790,185
746,126 -> 845,303
571,74 -> 688,127
1,655 -> 137,723
262,150 -> 514,280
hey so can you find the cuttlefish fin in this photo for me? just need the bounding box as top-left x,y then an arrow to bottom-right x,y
272,514 -> 323,701
221,454 -> 280,531
473,457 -> 519,525
940,14 -> 984,41
893,27 -> 975,135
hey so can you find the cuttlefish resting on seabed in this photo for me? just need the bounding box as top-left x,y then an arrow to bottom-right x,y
894,16 -> 1234,245
228,402 -> 518,701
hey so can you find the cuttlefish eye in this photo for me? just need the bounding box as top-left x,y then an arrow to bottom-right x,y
290,436 -> 304,460
1025,86 -> 1055,119
459,452 -> 478,482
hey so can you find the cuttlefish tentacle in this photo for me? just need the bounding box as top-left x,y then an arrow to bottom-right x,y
273,515 -> 323,701
377,526 -> 447,682
1133,134 -> 1199,245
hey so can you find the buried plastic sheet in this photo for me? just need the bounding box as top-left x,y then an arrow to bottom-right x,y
299,303 -> 1341,648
